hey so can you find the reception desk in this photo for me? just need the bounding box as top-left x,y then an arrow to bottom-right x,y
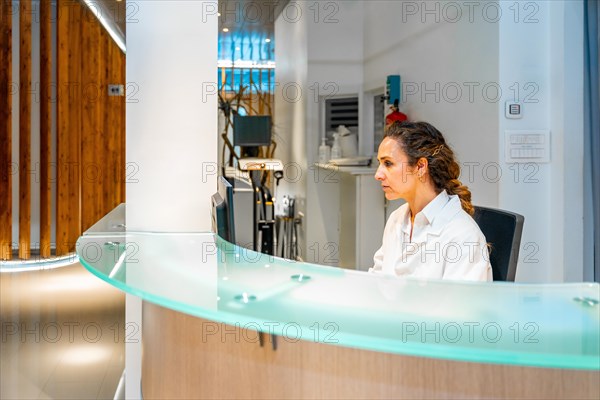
77,205 -> 599,399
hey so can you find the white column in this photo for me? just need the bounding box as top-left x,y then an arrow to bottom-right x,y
498,1 -> 584,282
126,0 -> 218,232
125,1 -> 218,398
498,1 -> 551,282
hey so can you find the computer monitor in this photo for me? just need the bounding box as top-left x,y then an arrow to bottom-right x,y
233,115 -> 272,147
211,176 -> 236,243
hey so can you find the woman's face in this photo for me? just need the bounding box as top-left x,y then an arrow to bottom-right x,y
375,137 -> 418,201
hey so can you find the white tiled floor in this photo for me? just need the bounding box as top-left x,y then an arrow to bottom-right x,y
1,263 -> 125,400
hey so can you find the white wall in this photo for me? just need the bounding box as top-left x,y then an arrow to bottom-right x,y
306,0 -> 364,164
363,0 -> 499,208
306,1 -> 364,264
274,1 -> 309,259
498,1 -> 551,282
552,0 -> 584,282
498,0 -> 584,282
276,0 -> 585,282
276,1 -> 365,263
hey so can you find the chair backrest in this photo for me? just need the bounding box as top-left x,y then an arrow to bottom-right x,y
472,206 -> 524,282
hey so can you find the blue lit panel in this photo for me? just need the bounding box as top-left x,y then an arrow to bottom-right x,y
219,32 -> 274,63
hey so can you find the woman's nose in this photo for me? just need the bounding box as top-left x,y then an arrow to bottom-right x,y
374,166 -> 384,181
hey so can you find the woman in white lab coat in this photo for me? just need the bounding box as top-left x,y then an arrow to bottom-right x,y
370,121 -> 492,281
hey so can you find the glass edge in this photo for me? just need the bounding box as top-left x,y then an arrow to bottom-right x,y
77,232 -> 599,289
76,249 -> 599,371
75,206 -> 599,371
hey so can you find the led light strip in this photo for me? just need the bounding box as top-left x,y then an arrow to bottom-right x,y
218,60 -> 276,69
0,253 -> 80,273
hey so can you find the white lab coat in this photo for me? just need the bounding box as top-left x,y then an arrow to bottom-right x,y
370,191 -> 492,281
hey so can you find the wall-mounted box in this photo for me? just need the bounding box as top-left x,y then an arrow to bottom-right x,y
386,75 -> 401,105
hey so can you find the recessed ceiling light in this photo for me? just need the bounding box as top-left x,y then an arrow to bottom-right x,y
218,12 -> 221,16
222,28 -> 229,32
265,38 -> 271,43
235,47 -> 241,51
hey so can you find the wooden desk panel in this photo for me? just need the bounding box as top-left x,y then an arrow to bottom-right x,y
142,302 -> 599,400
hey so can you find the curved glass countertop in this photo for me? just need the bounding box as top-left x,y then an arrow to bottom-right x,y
77,204 -> 600,370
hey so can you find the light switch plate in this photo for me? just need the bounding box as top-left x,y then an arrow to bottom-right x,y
505,101 -> 522,119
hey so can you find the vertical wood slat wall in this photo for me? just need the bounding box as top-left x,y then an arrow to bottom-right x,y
55,0 -> 126,256
19,0 -> 32,260
0,0 -> 125,260
81,9 -> 102,233
0,1 -> 13,260
40,0 -> 52,258
56,0 -> 81,256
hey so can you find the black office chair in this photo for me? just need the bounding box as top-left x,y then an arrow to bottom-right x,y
472,206 -> 524,282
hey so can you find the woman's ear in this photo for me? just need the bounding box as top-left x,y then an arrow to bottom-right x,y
416,157 -> 429,176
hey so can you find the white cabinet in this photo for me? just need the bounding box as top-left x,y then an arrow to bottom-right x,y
310,164 -> 387,271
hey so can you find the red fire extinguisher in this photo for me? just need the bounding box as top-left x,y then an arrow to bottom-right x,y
385,99 -> 407,126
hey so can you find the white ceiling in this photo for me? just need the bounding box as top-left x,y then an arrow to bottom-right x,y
219,0 -> 289,36
88,0 -> 289,50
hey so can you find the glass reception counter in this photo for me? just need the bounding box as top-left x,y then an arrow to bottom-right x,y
77,205 -> 600,399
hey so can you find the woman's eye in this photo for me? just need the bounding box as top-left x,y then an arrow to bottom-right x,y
385,161 -> 393,167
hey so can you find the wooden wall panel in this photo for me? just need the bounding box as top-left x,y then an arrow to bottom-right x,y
56,0 -> 125,255
103,34 -> 126,212
88,5 -> 125,248
117,40 -> 126,205
57,0 -> 81,255
120,47 -> 126,201
19,0 -> 32,260
143,303 -> 600,400
56,0 -> 67,255
40,0 -> 52,258
108,24 -> 126,215
80,8 -> 102,232
0,0 -> 124,260
0,1 -> 13,260
104,40 -> 116,212
101,31 -> 111,212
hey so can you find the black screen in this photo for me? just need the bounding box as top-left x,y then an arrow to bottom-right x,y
233,115 -> 271,147
211,176 -> 235,243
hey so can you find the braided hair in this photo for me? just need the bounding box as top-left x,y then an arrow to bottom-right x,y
384,121 -> 474,215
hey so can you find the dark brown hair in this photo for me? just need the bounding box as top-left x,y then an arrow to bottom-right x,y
384,121 -> 474,215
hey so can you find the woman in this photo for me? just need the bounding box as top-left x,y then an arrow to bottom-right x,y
370,121 -> 492,281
